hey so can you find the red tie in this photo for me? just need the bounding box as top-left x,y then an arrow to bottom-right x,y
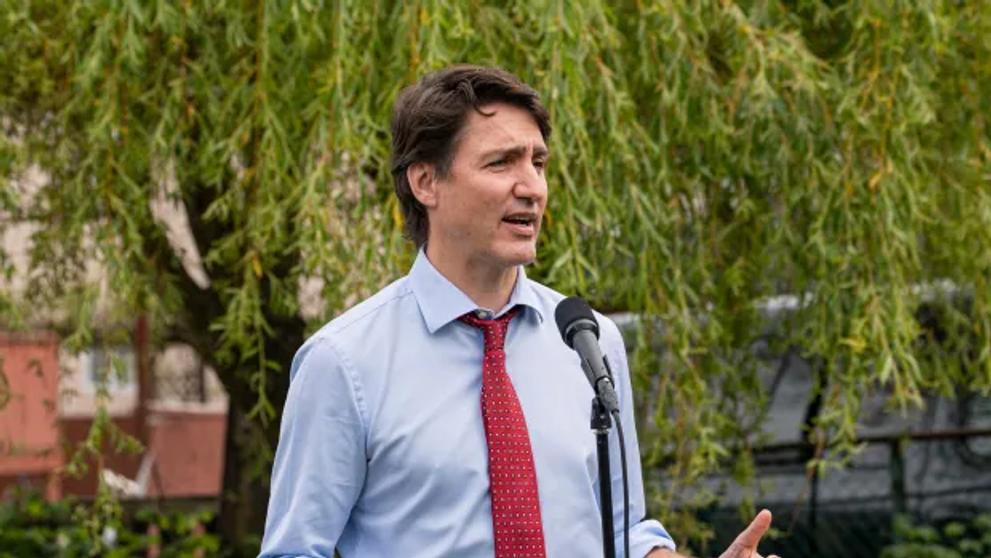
460,307 -> 547,558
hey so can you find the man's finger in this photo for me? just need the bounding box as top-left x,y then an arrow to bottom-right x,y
732,509 -> 773,551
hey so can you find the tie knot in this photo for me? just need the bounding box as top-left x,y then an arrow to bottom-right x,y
459,306 -> 520,350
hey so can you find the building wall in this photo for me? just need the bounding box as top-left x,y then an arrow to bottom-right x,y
58,408 -> 227,499
146,405 -> 226,497
0,331 -> 62,500
0,330 -> 228,500
58,415 -> 143,497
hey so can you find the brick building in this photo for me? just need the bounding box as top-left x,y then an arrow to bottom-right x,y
1,166 -> 228,501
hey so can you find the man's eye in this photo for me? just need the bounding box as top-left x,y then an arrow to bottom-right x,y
487,159 -> 508,168
534,160 -> 546,170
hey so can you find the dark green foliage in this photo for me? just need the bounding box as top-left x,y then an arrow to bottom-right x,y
882,514 -> 991,558
0,488 -> 218,557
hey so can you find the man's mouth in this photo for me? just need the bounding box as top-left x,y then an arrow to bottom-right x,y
501,213 -> 538,235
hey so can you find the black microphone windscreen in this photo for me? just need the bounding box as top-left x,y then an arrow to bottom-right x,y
554,296 -> 599,346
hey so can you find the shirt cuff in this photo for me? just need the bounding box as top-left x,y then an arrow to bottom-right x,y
629,519 -> 676,558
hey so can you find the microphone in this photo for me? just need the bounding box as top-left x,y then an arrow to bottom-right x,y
554,296 -> 620,413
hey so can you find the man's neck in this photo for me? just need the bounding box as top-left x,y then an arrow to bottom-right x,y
424,246 -> 518,311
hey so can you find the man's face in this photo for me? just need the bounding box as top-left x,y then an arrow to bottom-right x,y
425,102 -> 549,272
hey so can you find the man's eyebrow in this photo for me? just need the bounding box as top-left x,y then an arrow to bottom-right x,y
478,145 -> 550,160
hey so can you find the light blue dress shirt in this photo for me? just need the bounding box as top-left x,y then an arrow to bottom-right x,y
259,251 -> 676,557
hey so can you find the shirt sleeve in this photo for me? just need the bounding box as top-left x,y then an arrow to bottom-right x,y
258,336 -> 368,558
600,316 -> 677,558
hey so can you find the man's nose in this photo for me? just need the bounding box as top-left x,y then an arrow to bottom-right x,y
513,164 -> 547,203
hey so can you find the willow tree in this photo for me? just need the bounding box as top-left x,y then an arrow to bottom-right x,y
2,0 -> 989,553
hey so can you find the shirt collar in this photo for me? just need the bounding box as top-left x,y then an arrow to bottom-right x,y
408,249 -> 545,334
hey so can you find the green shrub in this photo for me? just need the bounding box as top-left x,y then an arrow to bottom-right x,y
0,488 -> 220,557
881,514 -> 991,558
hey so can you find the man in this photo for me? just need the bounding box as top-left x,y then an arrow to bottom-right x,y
259,65 -> 779,558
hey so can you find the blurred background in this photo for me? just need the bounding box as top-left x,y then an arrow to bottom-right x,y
1,1 -> 989,556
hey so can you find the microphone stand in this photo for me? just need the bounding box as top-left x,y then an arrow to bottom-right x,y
590,396 -> 616,558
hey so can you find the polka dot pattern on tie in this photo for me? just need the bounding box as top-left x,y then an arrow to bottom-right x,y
460,306 -> 547,558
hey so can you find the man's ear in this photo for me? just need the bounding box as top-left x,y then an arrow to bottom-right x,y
407,162 -> 440,209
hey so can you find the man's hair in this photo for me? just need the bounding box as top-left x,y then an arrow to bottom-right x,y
390,65 -> 552,247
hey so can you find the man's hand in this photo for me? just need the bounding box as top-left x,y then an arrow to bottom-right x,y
717,509 -> 779,558
645,509 -> 780,558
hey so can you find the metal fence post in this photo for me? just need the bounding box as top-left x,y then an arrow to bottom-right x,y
890,438 -> 907,515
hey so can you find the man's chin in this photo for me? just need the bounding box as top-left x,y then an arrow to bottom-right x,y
498,246 -> 537,267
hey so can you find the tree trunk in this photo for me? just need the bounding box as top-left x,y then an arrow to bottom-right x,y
217,318 -> 303,556
218,396 -> 277,557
